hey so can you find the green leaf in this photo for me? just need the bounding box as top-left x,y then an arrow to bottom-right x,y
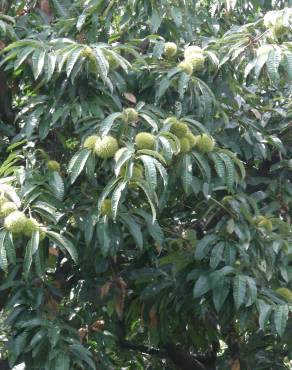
68,149 -> 91,184
257,299 -> 272,330
14,46 -> 35,69
4,231 -> 15,264
31,231 -> 40,254
193,274 -> 211,298
99,112 -> 122,137
219,153 -> 235,190
44,52 -> 57,81
32,201 -> 58,224
66,46 -> 84,77
139,113 -> 158,131
273,305 -> 289,337
282,51 -> 292,80
210,242 -> 224,269
135,209 -> 164,245
23,240 -> 33,279
267,47 -> 282,85
115,148 -> 134,176
51,0 -> 69,17
111,180 -> 127,219
181,154 -> 193,194
120,213 -> 143,249
158,136 -> 173,162
92,47 -> 112,91
210,153 -> 226,179
212,277 -> 230,312
254,52 -> 270,79
192,152 -> 211,181
136,180 -> 157,222
32,49 -> 46,80
140,155 -> 157,192
49,171 -> 65,200
156,76 -> 171,101
77,13 -> 87,31
0,230 -> 8,272
46,231 -> 78,263
150,9 -> 161,32
152,157 -> 168,186
195,234 -> 216,261
55,352 -> 70,370
219,149 -> 246,179
137,149 -> 167,165
69,344 -> 95,369
1,184 -> 21,207
178,73 -> 190,99
233,275 -> 247,309
245,277 -> 257,306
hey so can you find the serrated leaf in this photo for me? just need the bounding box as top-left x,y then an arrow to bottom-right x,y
152,157 -> 167,186
137,149 -> 166,165
273,304 -> 289,337
4,232 -> 15,265
0,230 -> 8,272
181,154 -> 192,194
1,184 -> 21,207
140,155 -> 157,192
99,112 -> 122,137
195,234 -> 216,261
14,46 -> 35,69
210,242 -> 224,269
69,344 -> 95,369
134,209 -> 164,245
219,153 -> 235,189
44,52 -> 57,81
49,171 -> 65,200
32,49 -> 46,80
111,180 -> 127,219
92,47 -> 112,91
219,149 -> 246,179
55,352 -> 70,370
254,52 -> 270,79
233,275 -> 247,309
156,76 -> 171,101
210,153 -> 226,179
66,46 -> 83,77
115,148 -> 134,176
178,73 -> 190,100
267,47 -> 282,85
46,231 -> 78,263
120,213 -> 143,249
136,180 -> 157,222
158,136 -> 173,162
257,299 -> 272,330
51,0 -> 69,18
193,274 -> 210,298
68,149 -> 91,184
212,277 -> 230,312
23,240 -> 33,279
192,152 -> 211,181
98,177 -> 121,209
282,51 -> 292,80
139,113 -> 158,131
245,277 -> 257,306
77,13 -> 87,31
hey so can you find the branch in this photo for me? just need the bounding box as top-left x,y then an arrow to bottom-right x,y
165,343 -> 207,370
118,338 -> 211,370
119,338 -> 167,358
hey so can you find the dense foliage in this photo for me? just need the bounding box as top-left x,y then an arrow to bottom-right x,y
0,1 -> 292,369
